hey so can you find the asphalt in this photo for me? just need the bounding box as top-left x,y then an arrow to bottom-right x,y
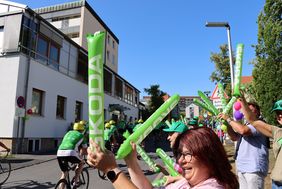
5,133 -> 171,171
7,152 -> 57,171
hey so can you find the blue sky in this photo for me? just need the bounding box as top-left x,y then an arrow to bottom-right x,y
13,0 -> 265,97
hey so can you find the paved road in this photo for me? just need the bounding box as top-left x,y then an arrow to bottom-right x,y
1,152 -> 167,189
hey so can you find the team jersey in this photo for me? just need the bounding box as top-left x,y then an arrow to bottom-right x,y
58,130 -> 87,151
104,126 -> 117,141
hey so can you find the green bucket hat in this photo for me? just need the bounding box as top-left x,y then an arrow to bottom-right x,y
271,100 -> 282,113
163,121 -> 188,133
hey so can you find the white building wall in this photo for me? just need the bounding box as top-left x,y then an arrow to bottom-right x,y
0,56 -> 21,137
185,103 -> 200,119
1,54 -> 139,139
24,57 -> 89,138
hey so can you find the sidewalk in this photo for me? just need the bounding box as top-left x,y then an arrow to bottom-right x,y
7,152 -> 57,171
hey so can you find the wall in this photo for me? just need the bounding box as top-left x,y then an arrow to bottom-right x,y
81,7 -> 118,73
21,56 -> 89,138
0,56 -> 21,137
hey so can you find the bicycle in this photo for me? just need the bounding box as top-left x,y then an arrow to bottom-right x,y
0,150 -> 11,185
55,160 -> 89,189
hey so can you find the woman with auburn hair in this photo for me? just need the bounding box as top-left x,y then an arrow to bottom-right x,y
87,127 -> 239,189
173,127 -> 239,189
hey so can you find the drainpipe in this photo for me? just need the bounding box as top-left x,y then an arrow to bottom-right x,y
18,14 -> 33,153
19,54 -> 31,153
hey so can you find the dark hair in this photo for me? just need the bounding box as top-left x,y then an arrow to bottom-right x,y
247,101 -> 260,115
173,127 -> 239,189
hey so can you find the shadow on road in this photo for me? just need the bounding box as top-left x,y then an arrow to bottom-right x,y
1,180 -> 55,189
6,159 -> 33,163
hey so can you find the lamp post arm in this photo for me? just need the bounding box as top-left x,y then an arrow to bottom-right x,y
226,27 -> 234,91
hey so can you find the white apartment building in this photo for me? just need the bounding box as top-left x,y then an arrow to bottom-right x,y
34,0 -> 119,73
0,1 -> 140,153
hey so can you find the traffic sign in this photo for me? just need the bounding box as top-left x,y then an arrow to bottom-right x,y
17,96 -> 25,108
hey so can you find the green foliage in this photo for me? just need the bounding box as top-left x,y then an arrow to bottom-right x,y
209,44 -> 234,97
253,0 -> 282,124
144,84 -> 166,114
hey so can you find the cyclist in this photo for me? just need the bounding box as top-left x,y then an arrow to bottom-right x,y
57,121 -> 88,187
104,122 -> 116,151
0,141 -> 10,152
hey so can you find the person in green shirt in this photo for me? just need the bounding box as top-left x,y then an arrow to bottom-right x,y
105,122 -> 118,151
57,121 -> 88,187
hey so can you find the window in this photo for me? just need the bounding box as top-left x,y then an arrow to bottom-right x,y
104,69 -> 112,94
106,50 -> 110,60
125,85 -> 133,103
77,51 -> 88,83
112,54 -> 115,65
37,35 -> 48,61
32,88 -> 44,115
112,40 -> 115,49
50,44 -> 59,62
75,101 -> 83,121
107,35 -> 110,44
36,34 -> 61,70
49,43 -> 60,69
20,16 -> 38,56
28,139 -> 40,152
56,95 -> 66,119
115,77 -> 123,98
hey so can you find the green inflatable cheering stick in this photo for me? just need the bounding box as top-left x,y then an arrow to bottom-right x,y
87,31 -> 106,151
156,148 -> 180,177
217,82 -> 227,109
193,98 -> 216,116
233,44 -> 244,97
122,130 -> 160,173
116,94 -> 180,159
198,90 -> 219,115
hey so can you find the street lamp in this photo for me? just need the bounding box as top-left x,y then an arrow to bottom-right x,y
205,22 -> 234,91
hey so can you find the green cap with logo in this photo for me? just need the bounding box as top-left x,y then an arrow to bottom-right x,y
193,116 -> 199,120
188,120 -> 198,125
271,100 -> 282,113
163,121 -> 188,133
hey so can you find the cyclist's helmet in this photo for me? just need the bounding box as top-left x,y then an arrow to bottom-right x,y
79,120 -> 86,125
105,122 -> 111,129
109,120 -> 116,125
138,119 -> 143,123
73,122 -> 85,131
271,100 -> 282,112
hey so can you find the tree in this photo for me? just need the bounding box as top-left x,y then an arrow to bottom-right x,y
144,84 -> 166,114
253,0 -> 282,124
209,44 -> 234,97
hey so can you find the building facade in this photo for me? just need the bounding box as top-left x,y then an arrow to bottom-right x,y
34,0 -> 119,73
0,1 -> 139,153
178,96 -> 201,119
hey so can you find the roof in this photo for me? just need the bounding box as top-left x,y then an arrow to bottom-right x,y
33,0 -> 119,44
0,0 -> 27,10
241,76 -> 253,84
